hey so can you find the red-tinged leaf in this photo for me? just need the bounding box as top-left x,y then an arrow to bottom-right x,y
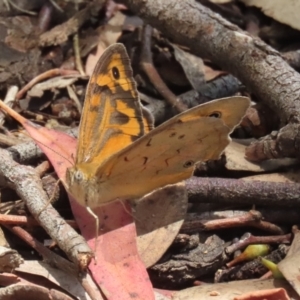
0,101 -> 76,179
83,201 -> 155,300
0,101 -> 155,300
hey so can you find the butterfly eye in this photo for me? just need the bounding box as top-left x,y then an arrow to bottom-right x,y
183,160 -> 194,168
74,170 -> 84,182
209,111 -> 222,118
112,67 -> 120,80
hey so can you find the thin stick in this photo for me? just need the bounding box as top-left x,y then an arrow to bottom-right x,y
141,25 -> 188,113
73,33 -> 85,76
0,86 -> 18,126
7,0 -> 37,15
16,69 -> 79,100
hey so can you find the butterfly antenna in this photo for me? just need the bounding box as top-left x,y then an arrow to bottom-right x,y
27,134 -> 74,165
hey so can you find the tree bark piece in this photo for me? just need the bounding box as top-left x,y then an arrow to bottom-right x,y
186,177 -> 300,207
0,148 -> 92,269
39,0 -> 106,47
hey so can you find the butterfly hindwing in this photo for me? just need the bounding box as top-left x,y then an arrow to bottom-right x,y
94,97 -> 250,205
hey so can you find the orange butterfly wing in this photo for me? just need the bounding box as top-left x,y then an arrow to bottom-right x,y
76,43 -> 148,166
66,43 -> 155,207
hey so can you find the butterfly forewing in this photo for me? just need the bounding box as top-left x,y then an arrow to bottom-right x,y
76,44 -> 145,166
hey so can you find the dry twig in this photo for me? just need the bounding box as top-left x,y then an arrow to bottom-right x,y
141,25 -> 188,113
186,177 -> 300,207
0,148 -> 92,268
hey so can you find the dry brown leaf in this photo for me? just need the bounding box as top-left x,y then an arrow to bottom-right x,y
16,260 -> 96,300
173,279 -> 297,300
85,11 -> 126,75
0,283 -> 75,300
278,231 -> 300,298
172,44 -> 206,92
233,288 -> 290,300
27,75 -> 84,98
135,182 -> 188,268
204,65 -> 227,81
242,170 -> 300,183
0,227 -> 9,247
225,140 -> 298,172
239,0 -> 300,31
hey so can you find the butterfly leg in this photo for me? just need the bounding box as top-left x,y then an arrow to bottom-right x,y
119,199 -> 143,225
86,206 -> 99,264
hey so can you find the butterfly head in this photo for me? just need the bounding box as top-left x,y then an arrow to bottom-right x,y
65,164 -> 93,207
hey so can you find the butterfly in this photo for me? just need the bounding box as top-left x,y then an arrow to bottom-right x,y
65,43 -> 250,209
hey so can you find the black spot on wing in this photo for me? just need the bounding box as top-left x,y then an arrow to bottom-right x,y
156,169 -> 162,175
209,111 -> 222,118
130,135 -> 138,143
112,66 -> 120,79
94,43 -> 130,82
183,160 -> 194,168
146,138 -> 152,146
114,84 -> 139,109
113,85 -> 144,141
165,158 -> 170,167
110,110 -> 130,125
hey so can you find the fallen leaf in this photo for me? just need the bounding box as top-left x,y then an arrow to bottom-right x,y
240,0 -> 300,31
233,288 -> 290,300
135,182 -> 188,268
0,282 -> 74,300
204,65 -> 227,81
0,227 -> 9,247
16,260 -> 92,300
27,75 -> 84,98
172,44 -> 206,92
173,279 -> 297,300
225,140 -> 298,172
242,170 -> 300,183
278,231 -> 300,297
85,11 -> 126,75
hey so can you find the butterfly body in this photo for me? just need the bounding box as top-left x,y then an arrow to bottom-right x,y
65,43 -> 250,209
